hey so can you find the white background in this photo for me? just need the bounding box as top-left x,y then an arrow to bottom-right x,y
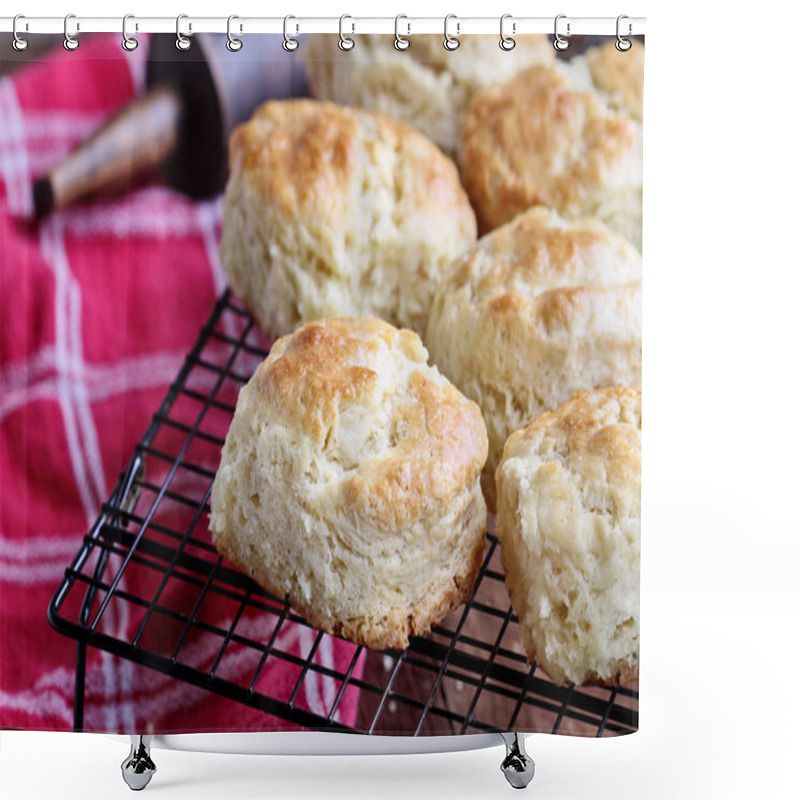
3,0 -> 799,798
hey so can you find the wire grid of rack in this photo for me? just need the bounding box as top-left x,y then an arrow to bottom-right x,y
48,289 -> 638,738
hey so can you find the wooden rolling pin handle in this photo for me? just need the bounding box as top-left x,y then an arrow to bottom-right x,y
33,85 -> 185,218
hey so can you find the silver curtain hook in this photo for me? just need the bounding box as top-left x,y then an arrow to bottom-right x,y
616,15 -> 632,51
122,14 -> 138,51
499,14 -> 516,51
339,14 -> 355,51
176,14 -> 191,50
553,14 -> 570,51
283,15 -> 299,51
12,14 -> 29,51
443,14 -> 460,51
227,15 -> 243,51
394,15 -> 410,50
63,13 -> 79,51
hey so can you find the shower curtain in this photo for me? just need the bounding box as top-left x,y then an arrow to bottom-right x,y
1,25 -> 643,738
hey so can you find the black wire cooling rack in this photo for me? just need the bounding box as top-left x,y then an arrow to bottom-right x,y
48,290 -> 638,737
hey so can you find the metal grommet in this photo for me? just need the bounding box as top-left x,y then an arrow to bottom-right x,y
499,14 -> 515,51
443,14 -> 460,51
176,13 -> 191,50
227,15 -> 243,51
394,14 -> 410,51
616,14 -> 632,52
12,15 -> 29,51
63,13 -> 79,51
338,14 -> 355,51
553,14 -> 570,51
122,14 -> 138,51
283,15 -> 299,51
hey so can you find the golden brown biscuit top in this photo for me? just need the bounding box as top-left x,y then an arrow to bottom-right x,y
254,317 -> 488,525
443,207 -> 642,308
502,387 -> 642,519
377,33 -> 551,63
585,40 -> 645,121
367,33 -> 554,81
262,316 -> 420,432
303,33 -> 554,83
462,63 -> 640,215
229,98 -> 468,227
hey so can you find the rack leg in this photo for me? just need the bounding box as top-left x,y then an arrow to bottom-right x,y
73,641 -> 86,732
121,735 -> 157,791
499,732 -> 535,789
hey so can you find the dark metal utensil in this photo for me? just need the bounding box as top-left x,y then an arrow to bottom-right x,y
32,33 -> 308,217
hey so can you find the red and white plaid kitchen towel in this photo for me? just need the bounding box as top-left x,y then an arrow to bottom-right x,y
0,35 -> 363,733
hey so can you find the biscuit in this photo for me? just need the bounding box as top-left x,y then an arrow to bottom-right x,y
461,63 -> 643,247
425,206 -> 642,510
302,35 -> 554,160
577,39 -> 645,122
209,316 -> 489,650
220,99 -> 476,337
495,387 -> 641,686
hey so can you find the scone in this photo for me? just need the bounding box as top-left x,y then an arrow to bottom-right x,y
426,206 -> 641,510
302,34 -> 554,160
220,99 -> 476,337
461,62 -> 643,247
209,316 -> 489,650
495,387 -> 641,686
